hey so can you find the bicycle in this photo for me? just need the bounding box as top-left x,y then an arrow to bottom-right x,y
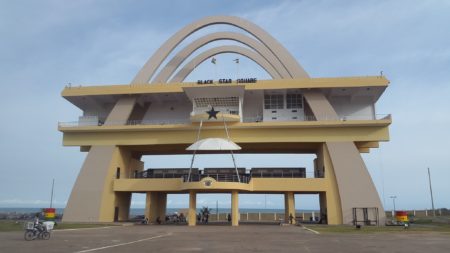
24,221 -> 53,241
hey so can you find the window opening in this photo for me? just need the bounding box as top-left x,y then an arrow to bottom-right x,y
264,94 -> 284,109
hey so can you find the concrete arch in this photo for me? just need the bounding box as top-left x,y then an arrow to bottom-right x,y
65,16 -> 386,226
132,15 -> 308,84
169,45 -> 281,83
152,31 -> 291,83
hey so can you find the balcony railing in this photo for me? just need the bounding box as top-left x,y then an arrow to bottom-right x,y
183,174 -> 251,183
243,114 -> 391,123
58,114 -> 390,127
58,119 -> 190,127
133,171 -> 323,184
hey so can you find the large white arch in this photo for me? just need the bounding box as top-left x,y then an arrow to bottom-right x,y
132,15 -> 308,84
152,31 -> 291,83
169,45 -> 281,83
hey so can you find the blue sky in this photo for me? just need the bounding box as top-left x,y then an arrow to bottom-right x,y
0,0 -> 449,211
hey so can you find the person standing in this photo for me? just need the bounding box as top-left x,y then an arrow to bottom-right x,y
289,213 -> 294,224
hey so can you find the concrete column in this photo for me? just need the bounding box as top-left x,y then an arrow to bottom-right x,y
145,192 -> 159,223
114,192 -> 131,221
319,192 -> 327,224
317,144 -> 342,225
284,192 -> 295,224
325,142 -> 386,225
231,190 -> 239,226
157,192 -> 167,222
63,146 -> 136,222
145,192 -> 151,221
188,191 -> 197,226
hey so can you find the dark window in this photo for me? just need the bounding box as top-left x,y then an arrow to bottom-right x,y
264,94 -> 284,109
116,167 -> 120,179
286,94 -> 303,109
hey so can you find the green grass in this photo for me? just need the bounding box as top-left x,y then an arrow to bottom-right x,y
0,220 -> 117,232
304,223 -> 450,234
0,220 -> 23,232
303,216 -> 450,234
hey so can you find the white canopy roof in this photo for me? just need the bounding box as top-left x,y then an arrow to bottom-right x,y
186,138 -> 241,151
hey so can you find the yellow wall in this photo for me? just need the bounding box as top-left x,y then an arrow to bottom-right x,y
97,147 -> 133,222
114,178 -> 329,193
320,144 -> 343,224
61,122 -> 390,147
62,76 -> 389,97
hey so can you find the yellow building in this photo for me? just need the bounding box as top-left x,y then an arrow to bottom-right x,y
59,16 -> 390,226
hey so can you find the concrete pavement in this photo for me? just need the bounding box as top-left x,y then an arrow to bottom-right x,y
0,224 -> 449,253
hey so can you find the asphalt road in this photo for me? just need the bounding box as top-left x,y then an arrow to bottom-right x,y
0,224 -> 449,253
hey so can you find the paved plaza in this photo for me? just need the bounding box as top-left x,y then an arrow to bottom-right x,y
0,224 -> 449,253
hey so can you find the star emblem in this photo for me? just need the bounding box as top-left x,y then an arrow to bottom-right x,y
206,107 -> 220,120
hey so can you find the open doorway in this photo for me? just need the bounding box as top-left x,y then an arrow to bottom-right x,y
239,193 -> 286,223
195,193 -> 231,224
165,193 -> 189,224
128,192 -> 146,222
295,194 -> 323,223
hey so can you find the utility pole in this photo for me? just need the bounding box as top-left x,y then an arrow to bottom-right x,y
216,200 -> 219,221
50,179 -> 55,208
390,196 -> 397,214
427,168 -> 436,216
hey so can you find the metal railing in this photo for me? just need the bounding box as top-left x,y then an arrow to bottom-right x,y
59,114 -> 390,127
243,114 -> 390,123
193,109 -> 239,115
58,119 -> 190,127
135,171 -> 188,179
182,174 -> 251,183
133,171 -> 324,182
250,171 -> 306,178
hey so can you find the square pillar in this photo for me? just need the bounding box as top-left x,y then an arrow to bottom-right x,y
145,192 -> 159,223
319,192 -> 327,224
284,192 -> 295,224
145,192 -> 151,221
231,190 -> 239,226
157,192 -> 167,222
114,192 -> 131,222
188,191 -> 197,226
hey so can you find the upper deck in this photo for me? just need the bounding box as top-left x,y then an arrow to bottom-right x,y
62,76 -> 388,97
59,76 -> 391,152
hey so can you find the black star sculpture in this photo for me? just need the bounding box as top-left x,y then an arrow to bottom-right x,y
206,107 -> 220,120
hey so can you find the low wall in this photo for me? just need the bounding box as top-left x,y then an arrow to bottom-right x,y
205,212 -> 320,222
